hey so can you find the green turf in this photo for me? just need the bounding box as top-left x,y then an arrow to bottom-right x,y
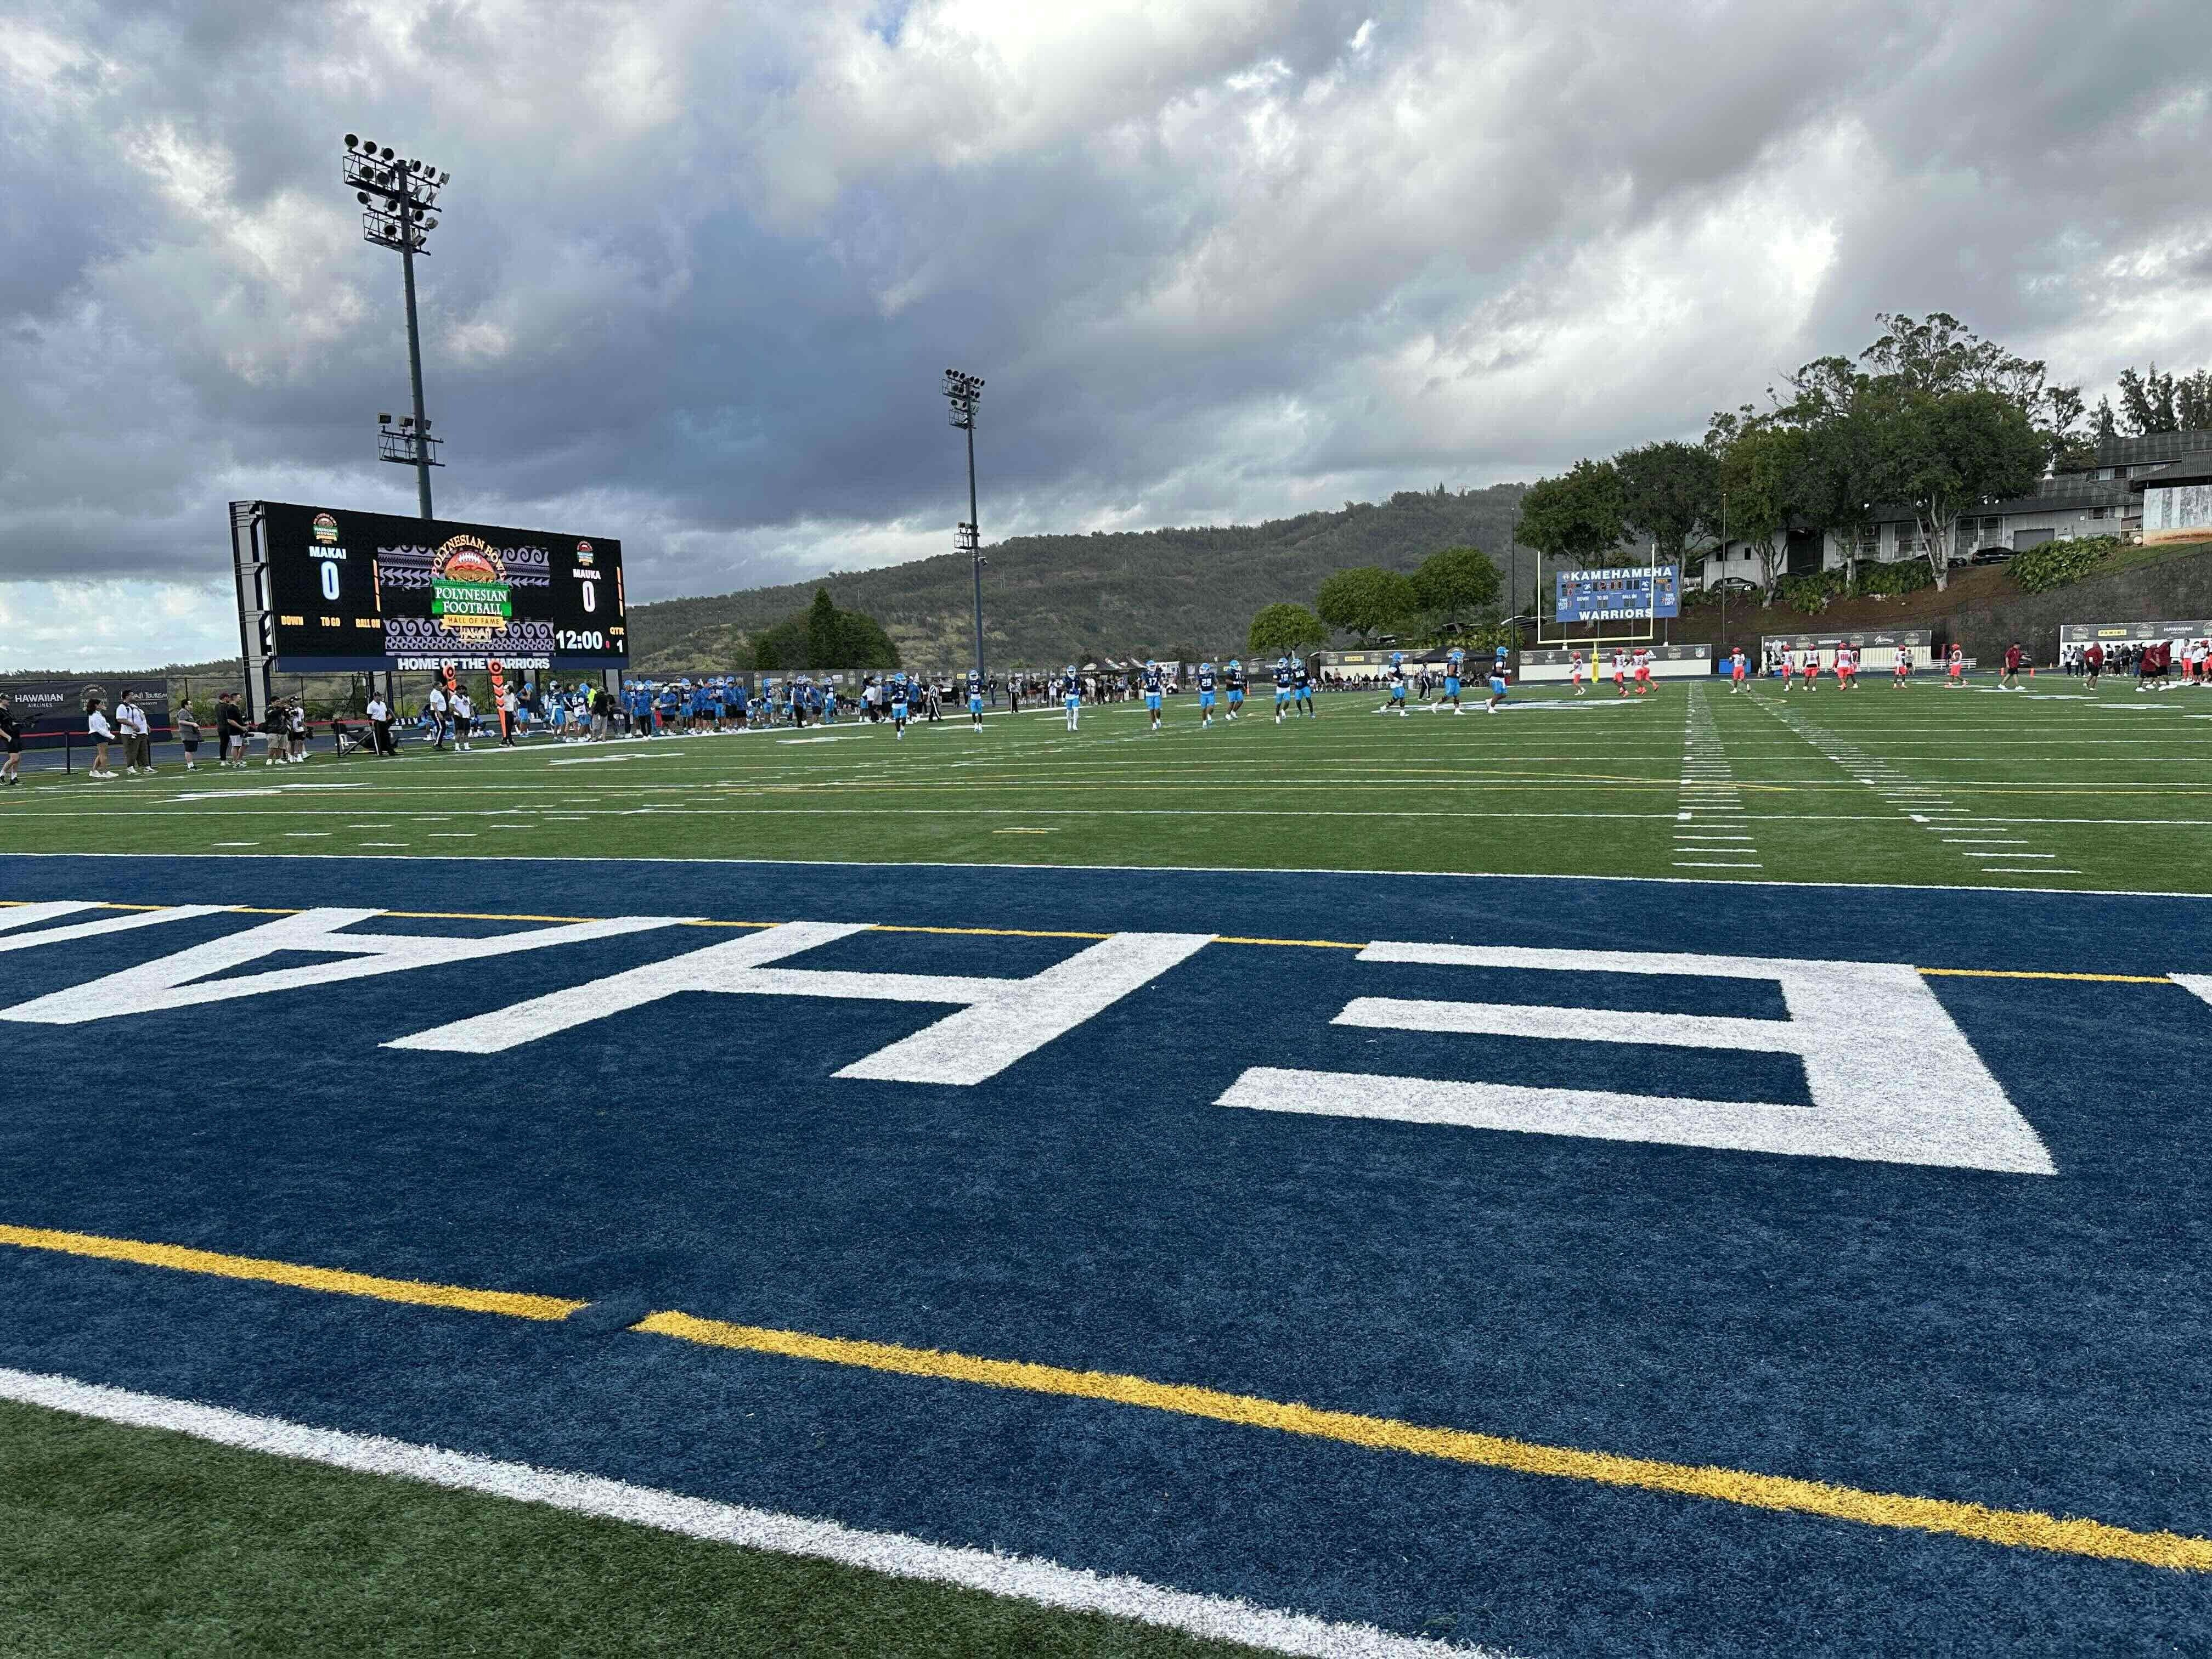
0,1397 -> 1276,1658
5,669 -> 2208,1656
4,676 -> 2209,890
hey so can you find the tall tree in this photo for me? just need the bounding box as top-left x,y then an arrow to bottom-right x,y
2111,363 -> 2212,436
1409,545 -> 1500,625
1514,459 -> 1627,566
1852,311 -> 2084,461
1869,387 -> 2046,589
1713,421 -> 1809,603
1314,567 -> 1417,644
1613,441 -> 1720,564
1247,601 -> 1328,658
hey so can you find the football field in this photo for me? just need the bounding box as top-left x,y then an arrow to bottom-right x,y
1,679 -> 2210,1656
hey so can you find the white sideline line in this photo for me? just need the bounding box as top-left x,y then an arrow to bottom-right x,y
0,1367 -> 1488,1659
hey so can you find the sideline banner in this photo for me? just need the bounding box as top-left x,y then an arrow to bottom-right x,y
0,678 -> 172,742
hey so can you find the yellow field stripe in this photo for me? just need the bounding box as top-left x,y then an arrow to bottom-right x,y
2,901 -> 2192,983
0,1224 -> 583,1322
2,1215 -> 2202,1572
636,1310 -> 2207,1570
1916,967 -> 2177,985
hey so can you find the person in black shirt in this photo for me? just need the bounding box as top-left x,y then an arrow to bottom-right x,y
0,697 -> 20,787
216,693 -> 250,769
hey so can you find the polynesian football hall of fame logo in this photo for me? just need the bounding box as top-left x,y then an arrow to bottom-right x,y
428,534 -> 512,637
312,512 -> 340,545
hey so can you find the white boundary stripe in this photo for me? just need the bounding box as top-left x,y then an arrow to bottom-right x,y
7,849 -> 2212,902
0,1366 -> 1491,1659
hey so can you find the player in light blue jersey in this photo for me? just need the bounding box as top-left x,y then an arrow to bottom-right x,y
967,667 -> 985,729
1143,660 -> 1164,732
1443,646 -> 1465,713
1294,656 -> 1316,718
1061,665 -> 1081,731
1486,646 -> 1511,714
1224,659 -> 1245,720
1386,652 -> 1408,716
1272,656 -> 1294,724
890,672 -> 909,739
1196,661 -> 1217,729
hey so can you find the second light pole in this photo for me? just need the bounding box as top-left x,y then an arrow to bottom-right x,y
943,369 -> 986,681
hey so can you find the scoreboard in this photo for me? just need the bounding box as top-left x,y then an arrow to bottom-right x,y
1555,565 -> 1680,623
239,501 -> 627,673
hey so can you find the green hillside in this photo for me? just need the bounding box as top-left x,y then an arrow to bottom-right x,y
627,485 -> 1530,670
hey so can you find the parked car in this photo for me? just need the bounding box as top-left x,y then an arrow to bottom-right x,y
1706,576 -> 1762,595
1967,547 -> 2016,566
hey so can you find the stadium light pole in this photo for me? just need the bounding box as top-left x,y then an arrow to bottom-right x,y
943,369 -> 986,681
343,134 -> 449,518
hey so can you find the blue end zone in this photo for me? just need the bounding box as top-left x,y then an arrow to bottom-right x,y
1,854 -> 2209,1656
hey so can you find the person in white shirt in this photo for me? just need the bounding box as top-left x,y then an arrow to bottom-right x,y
287,698 -> 308,763
84,696 -> 116,779
365,693 -> 393,757
114,691 -> 152,775
450,688 -> 475,751
426,682 -> 450,750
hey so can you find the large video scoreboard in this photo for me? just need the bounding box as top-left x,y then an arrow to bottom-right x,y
236,501 -> 627,672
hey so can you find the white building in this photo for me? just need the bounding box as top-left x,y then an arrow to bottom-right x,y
1696,428 -> 2212,589
2132,451 -> 2212,543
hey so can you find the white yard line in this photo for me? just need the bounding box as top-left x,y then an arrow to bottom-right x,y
0,1367 -> 1486,1659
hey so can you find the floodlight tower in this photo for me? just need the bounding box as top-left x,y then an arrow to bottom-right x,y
942,369 -> 986,680
342,134 -> 449,518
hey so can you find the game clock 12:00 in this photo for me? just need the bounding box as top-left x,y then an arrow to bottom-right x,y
258,501 -> 627,672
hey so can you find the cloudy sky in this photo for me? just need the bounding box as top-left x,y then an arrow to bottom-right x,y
5,0 -> 2211,665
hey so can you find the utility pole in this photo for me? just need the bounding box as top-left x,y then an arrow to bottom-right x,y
344,134 -> 449,518
942,369 -> 987,680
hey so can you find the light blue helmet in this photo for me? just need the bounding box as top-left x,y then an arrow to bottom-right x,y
1065,664 -> 1076,676
1276,656 -> 1290,669
1147,659 -> 1158,669
1199,661 -> 1212,673
1391,652 -> 1403,665
1496,645 -> 1509,659
1229,658 -> 1241,669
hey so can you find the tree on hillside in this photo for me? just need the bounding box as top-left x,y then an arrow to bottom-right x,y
1712,421 -> 1810,603
1247,602 -> 1328,659
1409,546 -> 1500,625
1613,441 -> 1719,565
1515,459 -> 1627,566
1314,566 -> 1417,644
1868,387 -> 2045,589
1856,311 -> 2084,460
755,589 -> 901,670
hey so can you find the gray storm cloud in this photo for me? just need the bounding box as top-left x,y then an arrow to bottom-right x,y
2,0 -> 2210,663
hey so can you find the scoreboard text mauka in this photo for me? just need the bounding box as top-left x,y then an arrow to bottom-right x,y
239,501 -> 628,673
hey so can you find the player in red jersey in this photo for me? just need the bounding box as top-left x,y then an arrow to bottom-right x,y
1570,651 -> 1587,695
1947,645 -> 1966,687
1799,647 -> 1820,691
1892,647 -> 1912,687
1612,649 -> 1628,697
1633,648 -> 1653,696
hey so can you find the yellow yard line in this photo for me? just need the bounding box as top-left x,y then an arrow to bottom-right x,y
0,1218 -> 2203,1572
0,1223 -> 581,1321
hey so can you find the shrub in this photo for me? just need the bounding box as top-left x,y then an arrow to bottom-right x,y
1854,560 -> 1934,598
1774,571 -> 1846,613
2011,535 -> 2122,594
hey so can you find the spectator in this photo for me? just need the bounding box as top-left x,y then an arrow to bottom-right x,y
260,699 -> 289,766
426,679 -> 450,749
84,695 -> 116,780
176,698 -> 202,770
0,695 -> 20,787
115,689 -> 154,775
2001,640 -> 2023,690
365,689 -> 394,756
216,693 -> 249,768
287,697 -> 308,763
